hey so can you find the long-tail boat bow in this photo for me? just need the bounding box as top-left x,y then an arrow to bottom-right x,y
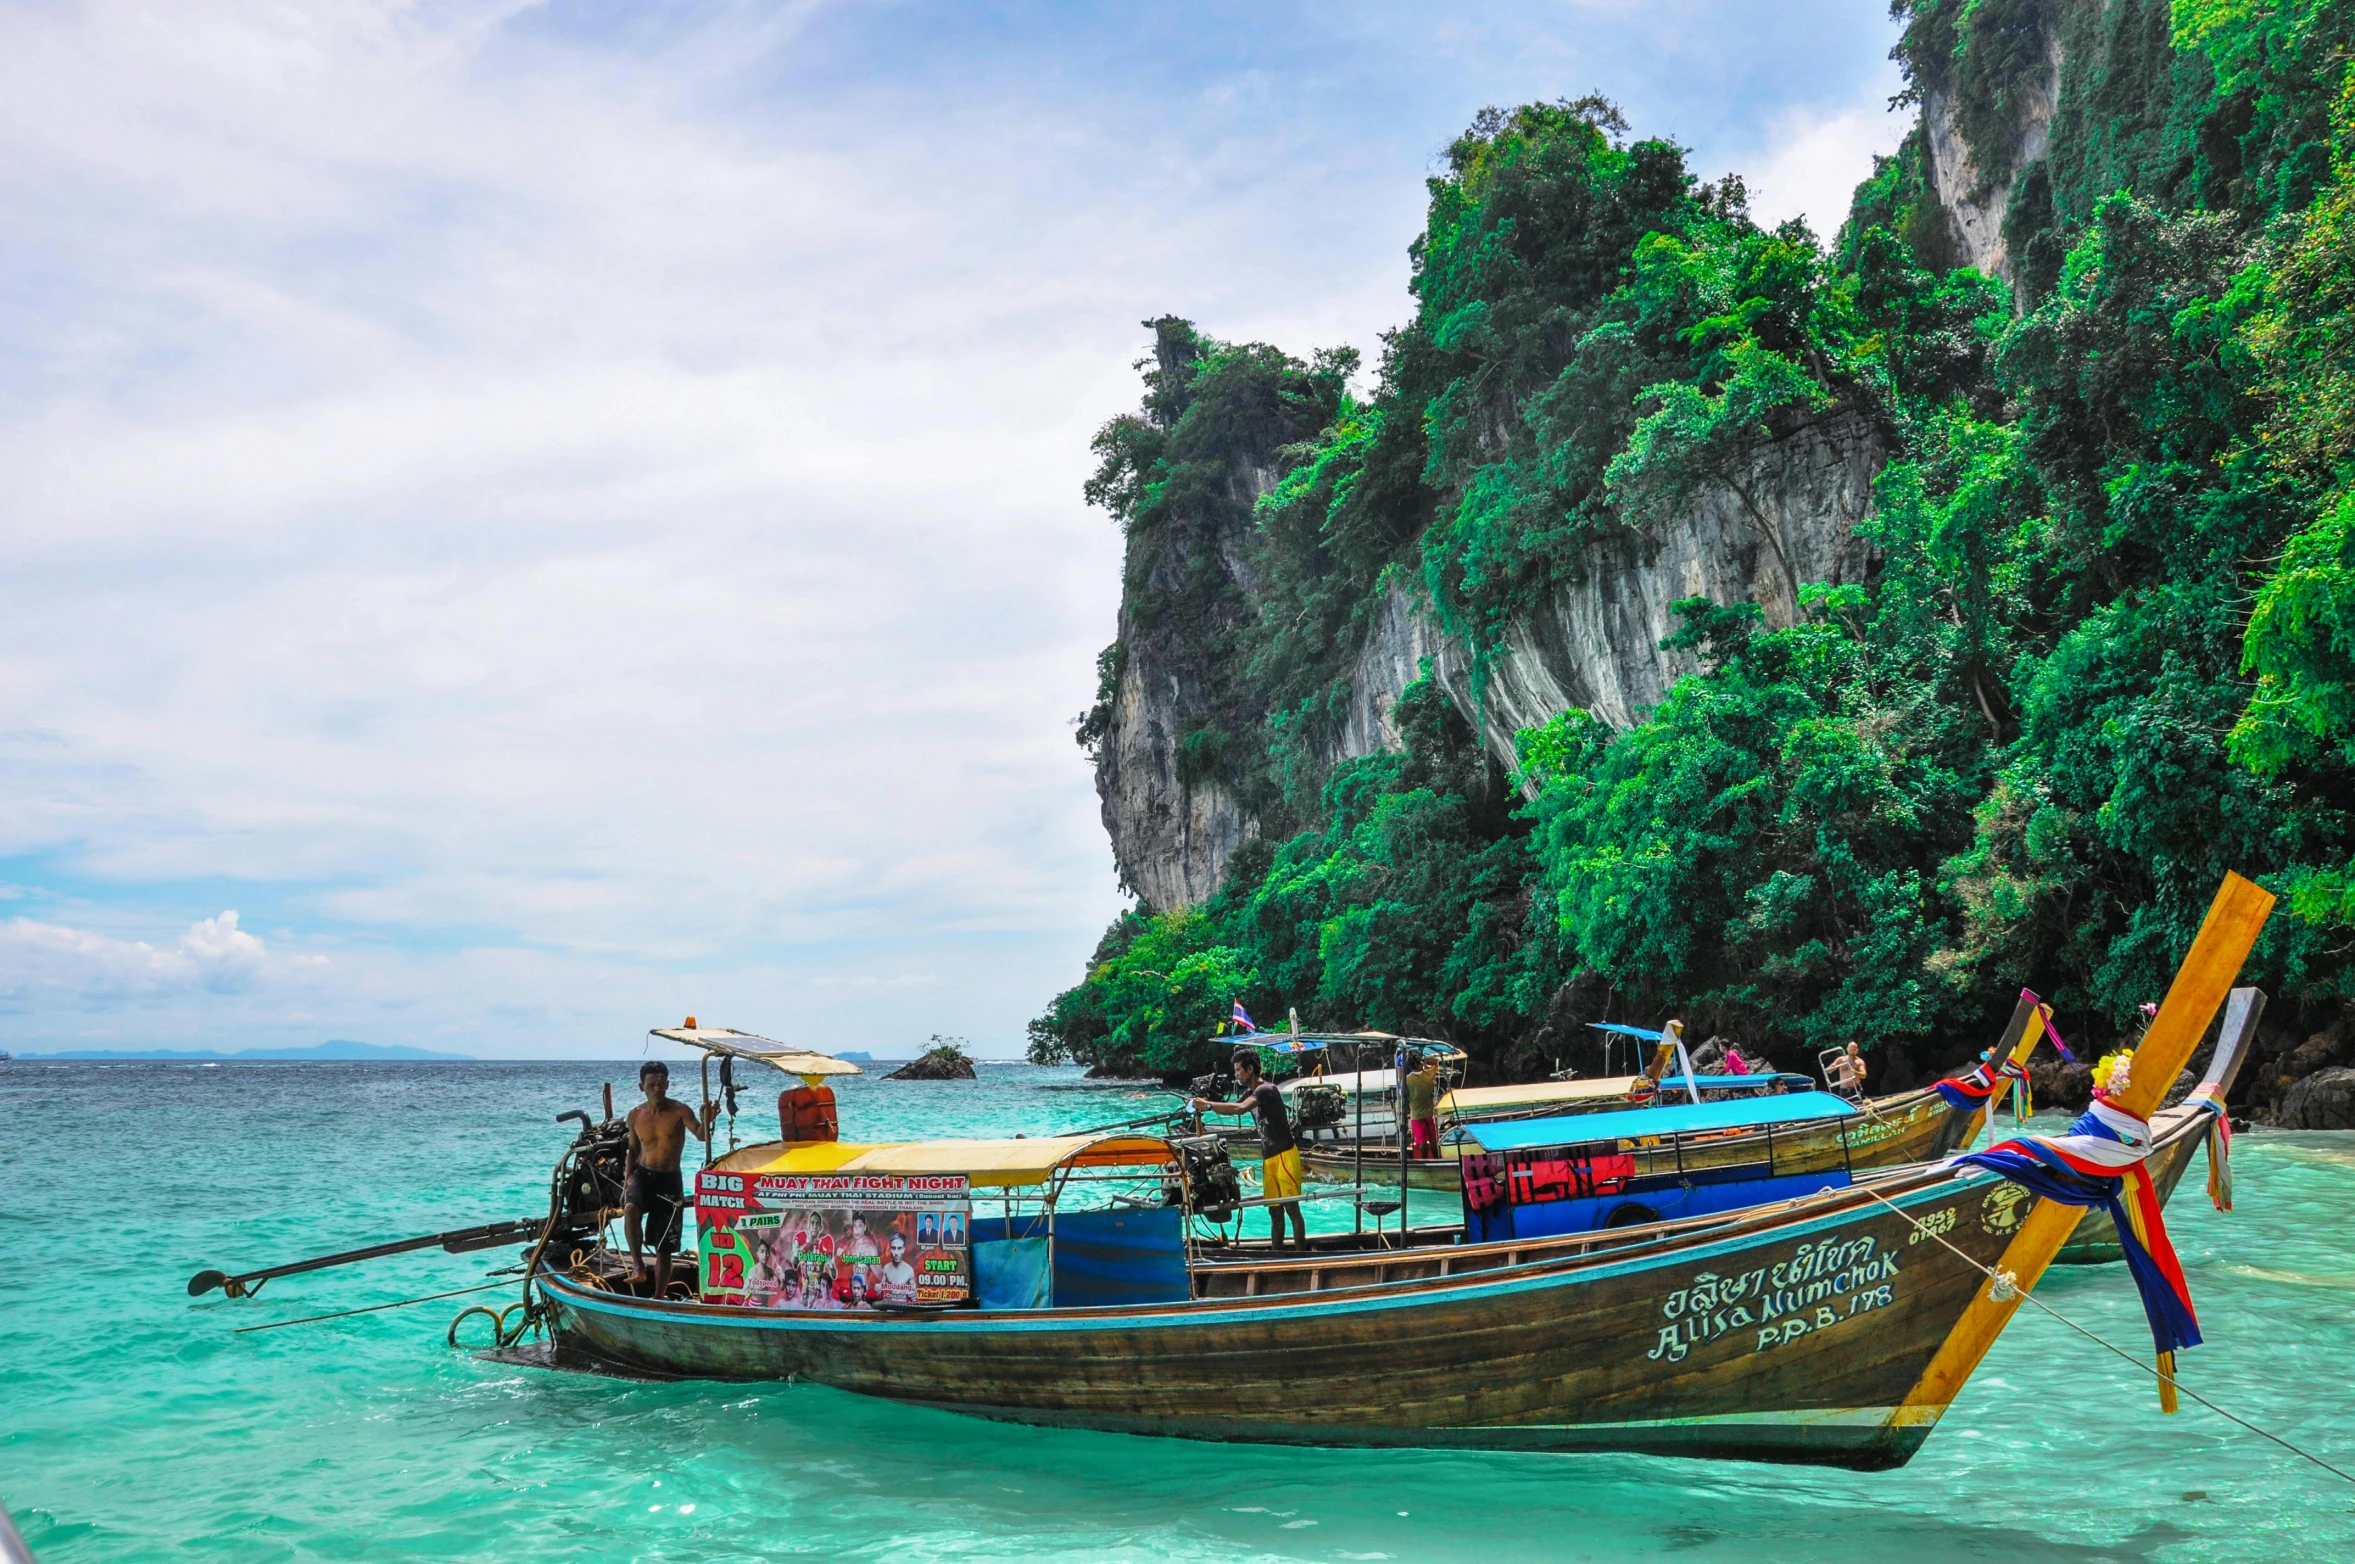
1897,874 -> 2274,1426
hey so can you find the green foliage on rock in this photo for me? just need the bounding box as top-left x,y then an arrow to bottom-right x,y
1038,9 -> 2355,1082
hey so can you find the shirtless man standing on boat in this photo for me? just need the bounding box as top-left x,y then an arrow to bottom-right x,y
1192,1052 -> 1310,1251
624,1060 -> 719,1297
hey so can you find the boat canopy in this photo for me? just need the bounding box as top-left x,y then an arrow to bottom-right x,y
1439,1076 -> 1640,1115
649,1026 -> 863,1078
1222,1031 -> 1466,1061
729,1133 -> 1180,1188
1438,1073 -> 1811,1117
1277,1068 -> 1399,1097
1463,1090 -> 1860,1151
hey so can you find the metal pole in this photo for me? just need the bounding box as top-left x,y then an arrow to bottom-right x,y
699,1055 -> 714,1172
1396,1045 -> 1409,1243
1353,1041 -> 1365,1236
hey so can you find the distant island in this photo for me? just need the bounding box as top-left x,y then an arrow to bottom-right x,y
20,1039 -> 475,1062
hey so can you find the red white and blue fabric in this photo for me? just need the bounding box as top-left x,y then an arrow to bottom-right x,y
1958,1100 -> 2202,1357
1933,1057 -> 1998,1111
1933,1054 -> 2022,1111
1231,1002 -> 1258,1034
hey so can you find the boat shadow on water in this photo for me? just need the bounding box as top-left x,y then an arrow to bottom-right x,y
449,1359 -> 2222,1563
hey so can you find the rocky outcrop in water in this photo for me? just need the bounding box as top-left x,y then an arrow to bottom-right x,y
886,1041 -> 978,1081
2278,1068 -> 2355,1130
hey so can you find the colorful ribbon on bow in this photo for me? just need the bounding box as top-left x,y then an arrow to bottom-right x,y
1958,1098 -> 2200,1411
1932,1054 -> 2005,1114
2019,986 -> 2080,1061
2185,1080 -> 2234,1213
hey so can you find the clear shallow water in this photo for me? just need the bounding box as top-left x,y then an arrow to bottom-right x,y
4,1061 -> 2354,1563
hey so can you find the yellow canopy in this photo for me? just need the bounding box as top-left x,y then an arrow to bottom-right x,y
732,1133 -> 1179,1189
1440,1076 -> 1641,1116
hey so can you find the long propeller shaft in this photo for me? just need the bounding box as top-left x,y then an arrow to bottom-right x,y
187,1217 -> 542,1299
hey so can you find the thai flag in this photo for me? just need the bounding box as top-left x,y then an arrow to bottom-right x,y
1958,1101 -> 2201,1358
1231,1001 -> 1258,1035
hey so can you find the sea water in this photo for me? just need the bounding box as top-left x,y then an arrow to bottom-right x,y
3,1061 -> 2353,1563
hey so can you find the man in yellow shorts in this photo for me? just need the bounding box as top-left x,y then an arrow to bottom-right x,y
1193,1051 -> 1309,1250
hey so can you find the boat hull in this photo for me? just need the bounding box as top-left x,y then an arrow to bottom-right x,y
541,1166 -> 2023,1469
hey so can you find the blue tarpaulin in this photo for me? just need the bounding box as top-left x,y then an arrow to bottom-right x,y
1464,1090 -> 1860,1152
973,1237 -> 1051,1310
1655,1073 -> 1817,1092
1048,1207 -> 1191,1306
969,1209 -> 1192,1308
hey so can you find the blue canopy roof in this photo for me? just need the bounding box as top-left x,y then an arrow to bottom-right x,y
1463,1090 -> 1860,1152
1236,1034 -> 1317,1054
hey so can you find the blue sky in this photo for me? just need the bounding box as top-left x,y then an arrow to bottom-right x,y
0,1 -> 1908,1059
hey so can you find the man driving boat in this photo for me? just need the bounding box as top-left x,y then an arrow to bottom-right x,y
1192,1052 -> 1310,1251
623,1059 -> 719,1297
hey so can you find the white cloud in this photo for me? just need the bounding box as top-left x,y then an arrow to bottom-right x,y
1735,68 -> 1911,238
0,910 -> 303,1007
0,1 -> 1914,1056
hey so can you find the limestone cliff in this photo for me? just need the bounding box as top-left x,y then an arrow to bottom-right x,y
1918,24 -> 2062,286
1088,0 -> 2092,907
1083,319 -> 1343,911
1355,408 -> 1885,780
1094,615 -> 1258,912
1093,403 -> 1886,903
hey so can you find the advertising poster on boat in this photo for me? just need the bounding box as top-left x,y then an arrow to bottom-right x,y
695,1171 -> 970,1309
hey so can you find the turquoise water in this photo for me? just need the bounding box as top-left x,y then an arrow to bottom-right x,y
5,1061 -> 2354,1562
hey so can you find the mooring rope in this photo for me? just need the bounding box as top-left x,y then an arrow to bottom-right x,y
1855,1180 -> 2355,1486
231,1278 -> 515,1335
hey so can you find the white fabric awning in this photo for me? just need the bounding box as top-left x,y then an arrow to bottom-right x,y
648,1027 -> 863,1077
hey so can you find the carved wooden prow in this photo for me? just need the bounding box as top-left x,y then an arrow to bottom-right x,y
1962,991 -> 2049,1146
1894,871 -> 2275,1432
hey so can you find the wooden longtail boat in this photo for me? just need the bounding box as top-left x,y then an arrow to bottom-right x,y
531,875 -> 2272,1467
1297,1007 -> 2045,1194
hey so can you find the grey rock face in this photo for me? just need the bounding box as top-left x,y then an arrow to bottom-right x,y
1919,26 -> 2063,287
1099,409 -> 1888,905
2276,1066 -> 2355,1130
1334,408 -> 1886,780
1095,643 -> 1255,910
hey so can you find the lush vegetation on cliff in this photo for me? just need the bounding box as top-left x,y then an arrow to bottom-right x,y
1036,0 -> 2355,1088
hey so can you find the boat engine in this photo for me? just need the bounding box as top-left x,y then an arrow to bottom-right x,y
1292,1083 -> 1346,1131
550,1109 -> 630,1246
1172,1134 -> 1242,1222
